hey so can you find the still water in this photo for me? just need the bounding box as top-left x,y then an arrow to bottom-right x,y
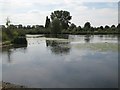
2,35 -> 118,88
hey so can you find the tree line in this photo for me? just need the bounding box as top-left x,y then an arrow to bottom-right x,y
2,10 -> 120,34
1,10 -> 120,44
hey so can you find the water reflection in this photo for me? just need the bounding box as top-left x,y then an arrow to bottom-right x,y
44,34 -> 69,39
7,49 -> 12,63
46,40 -> 71,55
2,45 -> 27,63
84,35 -> 91,43
2,34 -> 118,88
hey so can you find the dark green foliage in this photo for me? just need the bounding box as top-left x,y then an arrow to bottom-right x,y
84,22 -> 91,31
18,24 -> 23,29
105,25 -> 110,30
12,37 -> 27,45
50,10 -> 72,29
45,16 -> 50,28
117,24 -> 120,29
51,18 -> 61,34
2,24 -> 27,45
111,25 -> 115,28
100,26 -> 104,30
77,26 -> 82,31
26,25 -> 31,29
111,25 -> 116,30
2,28 -> 14,41
69,23 -> 76,30
31,25 -> 36,29
9,24 -> 17,29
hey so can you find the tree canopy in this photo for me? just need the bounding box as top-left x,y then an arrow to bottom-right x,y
50,10 -> 72,29
84,22 -> 91,30
51,18 -> 61,34
45,16 -> 50,28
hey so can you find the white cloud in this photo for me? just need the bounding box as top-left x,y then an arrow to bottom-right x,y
6,11 -> 50,26
0,0 -> 119,26
71,8 -> 118,27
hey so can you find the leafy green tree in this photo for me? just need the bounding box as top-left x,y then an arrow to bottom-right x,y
51,18 -> 61,34
77,26 -> 82,31
105,25 -> 110,30
111,25 -> 115,28
18,24 -> 23,29
111,25 -> 116,30
31,25 -> 36,29
4,18 -> 14,40
9,24 -> 17,29
117,24 -> 120,29
84,22 -> 91,30
27,25 -> 31,29
69,23 -> 76,30
45,16 -> 50,28
100,26 -> 103,30
50,10 -> 72,29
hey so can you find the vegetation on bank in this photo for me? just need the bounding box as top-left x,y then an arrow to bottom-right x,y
1,10 -> 120,45
2,18 -> 27,46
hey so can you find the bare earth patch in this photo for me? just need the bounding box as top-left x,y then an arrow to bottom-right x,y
1,82 -> 26,90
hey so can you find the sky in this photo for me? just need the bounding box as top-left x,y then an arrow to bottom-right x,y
0,0 -> 119,27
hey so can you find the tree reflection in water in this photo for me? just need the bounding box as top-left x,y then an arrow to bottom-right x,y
2,45 -> 27,63
44,34 -> 69,39
46,40 -> 71,55
84,35 -> 91,43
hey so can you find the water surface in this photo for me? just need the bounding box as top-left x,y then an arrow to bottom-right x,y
2,35 -> 118,88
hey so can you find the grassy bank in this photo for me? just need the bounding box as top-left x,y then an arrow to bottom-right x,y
2,27 -> 27,47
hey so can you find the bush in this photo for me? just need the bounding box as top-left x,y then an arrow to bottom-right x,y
12,37 -> 27,45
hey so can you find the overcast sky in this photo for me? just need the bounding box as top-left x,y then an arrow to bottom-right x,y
0,0 -> 119,27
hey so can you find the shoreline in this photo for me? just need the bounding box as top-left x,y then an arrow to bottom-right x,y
1,33 -> 119,48
1,82 -> 26,90
0,41 -> 13,48
27,32 -> 120,35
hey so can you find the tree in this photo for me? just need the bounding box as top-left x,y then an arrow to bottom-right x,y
51,18 -> 61,34
105,25 -> 109,30
18,24 -> 23,29
69,23 -> 76,30
4,17 -> 14,39
50,10 -> 72,29
100,26 -> 103,30
77,26 -> 82,31
31,25 -> 36,29
45,16 -> 50,28
84,22 -> 91,30
111,25 -> 115,28
27,25 -> 31,29
111,25 -> 116,30
6,17 -> 11,27
9,24 -> 17,29
117,24 -> 120,29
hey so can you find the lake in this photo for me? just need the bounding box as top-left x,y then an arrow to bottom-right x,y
1,34 -> 118,88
